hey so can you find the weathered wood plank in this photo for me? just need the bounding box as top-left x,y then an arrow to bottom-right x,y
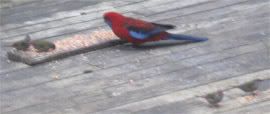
148,0 -> 266,21
155,0 -> 269,35
78,62 -> 269,114
0,0 -> 144,31
95,70 -> 270,114
1,11 -> 108,39
1,0 -> 108,25
138,0 -> 213,15
218,101 -> 270,114
99,43 -> 268,91
0,0 -> 43,9
130,91 -> 270,114
68,42 -> 268,106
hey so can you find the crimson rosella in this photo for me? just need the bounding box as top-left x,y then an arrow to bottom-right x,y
103,12 -> 208,45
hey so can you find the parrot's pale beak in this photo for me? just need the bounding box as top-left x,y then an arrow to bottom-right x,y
105,20 -> 112,28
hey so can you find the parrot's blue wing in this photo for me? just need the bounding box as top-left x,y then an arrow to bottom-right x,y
128,27 -> 163,40
129,31 -> 148,40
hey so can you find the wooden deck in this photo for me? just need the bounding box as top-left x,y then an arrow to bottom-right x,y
1,0 -> 270,114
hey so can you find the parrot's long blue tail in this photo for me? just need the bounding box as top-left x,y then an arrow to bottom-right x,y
167,33 -> 208,42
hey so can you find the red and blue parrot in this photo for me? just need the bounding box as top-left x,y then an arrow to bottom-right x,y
103,12 -> 208,45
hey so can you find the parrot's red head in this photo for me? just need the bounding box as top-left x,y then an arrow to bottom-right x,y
103,12 -> 125,27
